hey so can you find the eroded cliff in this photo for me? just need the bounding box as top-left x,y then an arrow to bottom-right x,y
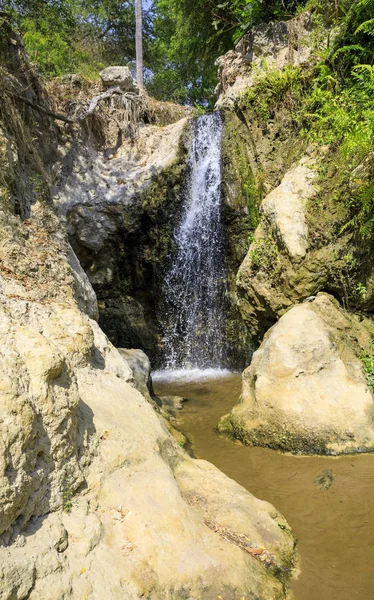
216,4 -> 374,455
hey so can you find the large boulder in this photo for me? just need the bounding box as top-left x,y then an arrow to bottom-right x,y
1,343 -> 297,598
219,294 -> 374,455
99,65 -> 139,93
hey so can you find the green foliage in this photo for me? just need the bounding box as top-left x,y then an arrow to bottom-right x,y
340,177 -> 374,238
149,0 -> 307,105
63,483 -> 74,513
21,16 -> 106,77
323,250 -> 369,310
356,282 -> 367,299
360,340 -> 374,392
211,0 -> 307,44
249,234 -> 279,273
295,2 -> 374,237
330,0 -> 374,79
241,65 -> 306,122
1,0 -> 311,104
147,0 -> 233,106
3,0 -> 154,79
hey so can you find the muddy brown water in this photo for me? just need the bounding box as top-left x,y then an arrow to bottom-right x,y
154,373 -> 374,600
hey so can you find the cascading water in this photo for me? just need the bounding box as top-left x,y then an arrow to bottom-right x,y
158,111 -> 229,377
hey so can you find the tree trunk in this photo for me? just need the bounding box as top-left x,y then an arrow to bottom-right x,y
135,0 -> 144,89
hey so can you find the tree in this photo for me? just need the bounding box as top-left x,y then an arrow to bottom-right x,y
135,0 -> 143,88
147,0 -> 307,106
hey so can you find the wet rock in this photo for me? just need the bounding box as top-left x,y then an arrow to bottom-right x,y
314,469 -> 334,490
158,395 -> 188,417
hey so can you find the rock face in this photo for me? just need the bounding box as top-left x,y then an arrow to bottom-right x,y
100,65 -> 139,93
0,203 -> 97,538
216,12 -> 316,109
261,157 -> 316,260
220,294 -> 374,455
1,350 -> 297,598
55,104 -> 254,366
0,22 -> 297,599
236,154 -> 320,340
118,347 -> 154,401
54,114 -> 190,355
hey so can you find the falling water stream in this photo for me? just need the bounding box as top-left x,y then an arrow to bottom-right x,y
154,113 -> 374,599
159,112 -> 230,375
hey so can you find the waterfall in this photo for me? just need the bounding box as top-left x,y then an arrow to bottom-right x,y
159,112 -> 229,374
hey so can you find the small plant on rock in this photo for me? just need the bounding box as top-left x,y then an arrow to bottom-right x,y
63,483 -> 74,514
360,340 -> 374,392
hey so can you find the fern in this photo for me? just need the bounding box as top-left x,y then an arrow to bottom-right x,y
340,179 -> 374,237
360,216 -> 374,237
355,18 -> 374,35
332,44 -> 366,61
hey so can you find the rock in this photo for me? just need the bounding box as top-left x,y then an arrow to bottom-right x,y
0,205 -> 95,537
1,357 -> 297,599
158,395 -> 187,417
219,294 -> 374,455
261,157 -> 316,260
68,244 -> 99,321
98,296 -> 158,352
303,296 -> 316,303
55,116 -> 189,356
61,73 -> 81,88
50,523 -> 69,553
163,419 -> 189,449
117,351 -> 190,444
235,151 -> 345,342
99,66 -> 139,93
118,348 -> 155,401
314,469 -> 334,490
216,12 -> 317,109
